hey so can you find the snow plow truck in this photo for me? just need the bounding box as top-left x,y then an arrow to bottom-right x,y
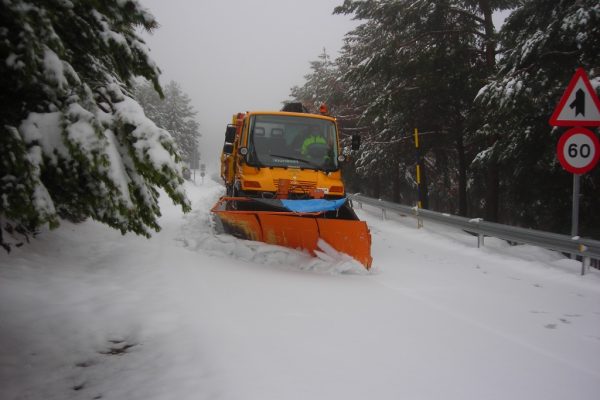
211,103 -> 372,269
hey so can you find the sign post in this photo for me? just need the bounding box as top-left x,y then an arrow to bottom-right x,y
571,174 -> 579,238
556,127 -> 600,236
550,68 -> 600,269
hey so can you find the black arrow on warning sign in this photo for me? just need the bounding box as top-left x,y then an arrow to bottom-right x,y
569,88 -> 585,116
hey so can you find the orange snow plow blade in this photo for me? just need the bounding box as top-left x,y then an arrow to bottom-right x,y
211,197 -> 372,269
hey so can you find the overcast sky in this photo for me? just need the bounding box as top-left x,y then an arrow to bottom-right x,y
139,0 -> 358,170
139,1 -> 509,171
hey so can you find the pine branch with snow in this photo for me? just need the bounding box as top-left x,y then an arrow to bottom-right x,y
0,0 -> 191,249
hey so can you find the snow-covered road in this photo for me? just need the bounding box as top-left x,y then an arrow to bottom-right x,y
1,179 -> 599,400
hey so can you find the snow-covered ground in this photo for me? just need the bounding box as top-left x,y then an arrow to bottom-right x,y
1,179 -> 599,400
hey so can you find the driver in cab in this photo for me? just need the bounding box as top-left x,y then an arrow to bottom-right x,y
298,126 -> 332,165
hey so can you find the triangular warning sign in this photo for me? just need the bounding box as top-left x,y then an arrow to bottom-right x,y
549,68 -> 600,126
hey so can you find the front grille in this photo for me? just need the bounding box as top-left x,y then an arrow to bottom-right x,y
273,179 -> 316,193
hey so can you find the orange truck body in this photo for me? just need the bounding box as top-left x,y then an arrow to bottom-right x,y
213,107 -> 372,268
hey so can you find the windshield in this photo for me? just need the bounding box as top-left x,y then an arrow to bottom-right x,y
246,115 -> 339,170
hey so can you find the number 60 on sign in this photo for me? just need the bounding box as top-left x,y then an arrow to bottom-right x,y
556,127 -> 600,174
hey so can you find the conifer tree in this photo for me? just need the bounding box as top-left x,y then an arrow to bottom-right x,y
475,0 -> 600,235
0,0 -> 191,250
291,49 -> 341,113
135,80 -> 201,165
334,0 -> 515,212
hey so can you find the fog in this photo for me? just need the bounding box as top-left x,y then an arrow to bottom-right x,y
139,1 -> 510,172
140,0 -> 358,171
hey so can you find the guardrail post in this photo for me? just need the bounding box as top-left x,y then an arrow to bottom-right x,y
478,233 -> 485,248
382,208 -> 387,220
414,207 -> 423,229
581,256 -> 590,276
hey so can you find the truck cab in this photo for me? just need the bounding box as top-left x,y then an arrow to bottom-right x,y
221,109 -> 346,199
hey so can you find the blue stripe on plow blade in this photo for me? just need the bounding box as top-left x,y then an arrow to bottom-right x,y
280,198 -> 347,213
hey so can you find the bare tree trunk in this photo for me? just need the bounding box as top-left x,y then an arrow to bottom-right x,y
480,0 -> 496,71
485,163 -> 500,221
420,160 -> 430,209
373,174 -> 381,199
480,0 -> 500,222
455,128 -> 468,216
392,166 -> 401,203
393,143 -> 402,203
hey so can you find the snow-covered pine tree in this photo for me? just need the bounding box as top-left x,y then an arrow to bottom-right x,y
290,49 -> 340,113
334,0 -> 515,212
134,80 -> 201,166
475,0 -> 600,235
0,0 -> 191,250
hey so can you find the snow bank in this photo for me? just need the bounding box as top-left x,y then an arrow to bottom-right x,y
1,179 -> 599,400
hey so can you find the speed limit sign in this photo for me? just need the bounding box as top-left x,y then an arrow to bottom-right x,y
556,127 -> 599,174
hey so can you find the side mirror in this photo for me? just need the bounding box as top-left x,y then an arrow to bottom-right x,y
222,143 -> 234,155
225,125 -> 236,143
351,135 -> 361,150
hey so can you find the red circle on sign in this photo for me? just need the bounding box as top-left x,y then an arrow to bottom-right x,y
556,127 -> 600,174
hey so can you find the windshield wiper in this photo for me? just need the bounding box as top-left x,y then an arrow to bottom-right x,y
269,154 -> 334,171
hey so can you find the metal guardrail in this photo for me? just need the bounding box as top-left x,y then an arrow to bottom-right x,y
350,194 -> 600,275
